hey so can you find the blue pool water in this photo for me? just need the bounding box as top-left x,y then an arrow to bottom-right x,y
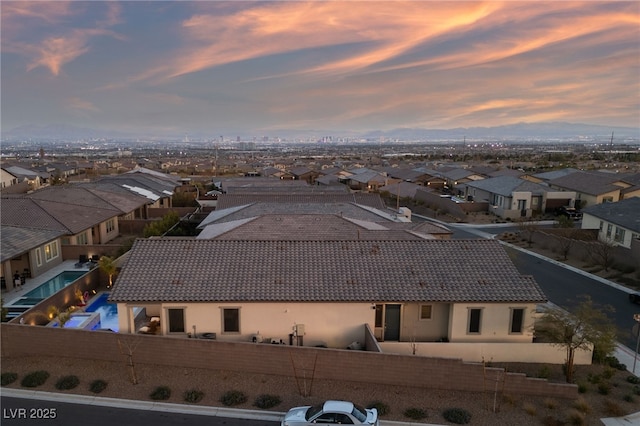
17,271 -> 87,306
85,292 -> 119,332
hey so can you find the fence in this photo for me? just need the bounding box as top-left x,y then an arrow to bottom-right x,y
1,323 -> 577,399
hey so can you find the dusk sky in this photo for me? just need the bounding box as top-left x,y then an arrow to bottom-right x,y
1,1 -> 639,137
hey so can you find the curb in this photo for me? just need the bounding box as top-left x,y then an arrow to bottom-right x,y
0,388 -> 441,425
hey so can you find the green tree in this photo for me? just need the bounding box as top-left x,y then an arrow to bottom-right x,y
143,211 -> 180,237
536,296 -> 616,383
98,256 -> 118,288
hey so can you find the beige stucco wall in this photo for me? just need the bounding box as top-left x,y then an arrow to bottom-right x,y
448,303 -> 537,343
399,303 -> 450,341
378,341 -> 593,365
119,301 -> 375,349
582,213 -> 635,249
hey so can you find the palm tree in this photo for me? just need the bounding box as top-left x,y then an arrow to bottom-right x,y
98,256 -> 117,288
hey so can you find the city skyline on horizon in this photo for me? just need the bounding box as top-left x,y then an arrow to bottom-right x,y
2,1 -> 639,136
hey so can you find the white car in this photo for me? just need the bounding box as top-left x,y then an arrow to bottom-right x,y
281,400 -> 378,425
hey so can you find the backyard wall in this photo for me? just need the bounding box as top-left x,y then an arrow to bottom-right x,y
0,324 -> 578,399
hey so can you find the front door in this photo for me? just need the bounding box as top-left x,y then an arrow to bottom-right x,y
384,304 -> 401,341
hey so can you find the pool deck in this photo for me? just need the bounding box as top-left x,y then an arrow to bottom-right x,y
1,260 -> 93,307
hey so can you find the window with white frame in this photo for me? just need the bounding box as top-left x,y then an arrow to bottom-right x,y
44,241 -> 59,262
77,232 -> 88,245
106,218 -> 115,233
606,224 -> 612,238
35,248 -> 42,267
614,227 -> 625,243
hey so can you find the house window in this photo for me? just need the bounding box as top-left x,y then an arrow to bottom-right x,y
419,305 -> 432,320
606,224 -> 612,239
602,196 -> 614,203
510,308 -> 525,334
44,242 -> 58,262
614,227 -> 625,243
167,308 -> 185,333
77,232 -> 88,245
375,305 -> 383,328
468,308 -> 482,334
35,248 -> 42,267
106,218 -> 115,233
222,308 -> 240,333
599,221 -> 603,232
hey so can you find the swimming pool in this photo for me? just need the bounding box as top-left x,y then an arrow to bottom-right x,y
48,312 -> 101,330
84,292 -> 119,332
12,271 -> 88,307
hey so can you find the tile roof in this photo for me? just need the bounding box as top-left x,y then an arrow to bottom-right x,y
109,239 -> 546,304
547,171 -> 627,195
216,193 -> 386,210
196,214 -> 446,241
582,197 -> 640,233
0,225 -> 65,262
464,175 -> 550,196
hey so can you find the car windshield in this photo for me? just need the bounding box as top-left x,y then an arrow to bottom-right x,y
305,404 -> 324,421
351,404 -> 368,422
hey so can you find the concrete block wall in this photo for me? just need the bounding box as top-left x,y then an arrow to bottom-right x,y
1,324 -> 577,399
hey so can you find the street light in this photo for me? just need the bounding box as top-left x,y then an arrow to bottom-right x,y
633,313 -> 640,374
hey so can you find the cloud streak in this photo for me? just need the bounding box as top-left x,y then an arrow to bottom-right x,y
1,1 -> 638,134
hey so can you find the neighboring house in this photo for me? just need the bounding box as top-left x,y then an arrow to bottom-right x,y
1,165 -> 45,192
0,167 -> 20,190
346,169 -> 388,192
581,197 -> 640,249
462,176 -> 577,219
545,170 -> 640,208
289,166 -> 320,184
196,214 -> 452,241
0,225 -> 66,291
438,168 -> 485,195
109,238 -> 546,353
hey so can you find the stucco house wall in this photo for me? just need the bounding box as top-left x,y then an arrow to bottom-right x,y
448,303 -> 536,343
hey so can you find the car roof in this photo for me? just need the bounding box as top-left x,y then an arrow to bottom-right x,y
323,400 -> 354,413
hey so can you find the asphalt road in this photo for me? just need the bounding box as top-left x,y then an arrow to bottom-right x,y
0,396 -> 280,426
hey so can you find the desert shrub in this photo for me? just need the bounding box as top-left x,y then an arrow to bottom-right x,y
633,386 -> 640,396
253,394 -> 281,409
183,389 -> 204,403
626,375 -> 640,384
567,409 -> 585,426
442,407 -> 471,424
21,370 -> 49,388
577,383 -> 588,394
604,356 -> 626,371
89,379 -> 107,394
572,397 -> 591,413
603,399 -> 624,417
149,386 -> 171,400
1,372 -> 18,386
537,365 -> 551,379
367,401 -> 389,416
542,415 -> 565,426
544,398 -> 558,409
523,402 -> 537,416
55,375 -> 79,390
623,394 -> 634,403
502,393 -> 517,406
601,367 -> 615,379
597,382 -> 611,395
220,390 -> 247,406
403,408 -> 427,420
587,373 -> 601,384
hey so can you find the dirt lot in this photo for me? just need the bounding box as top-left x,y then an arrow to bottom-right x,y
2,355 -> 640,425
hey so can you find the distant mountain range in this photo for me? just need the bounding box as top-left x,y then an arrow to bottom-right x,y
2,122 -> 639,142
